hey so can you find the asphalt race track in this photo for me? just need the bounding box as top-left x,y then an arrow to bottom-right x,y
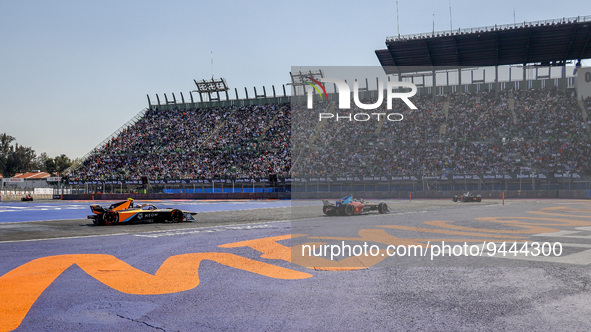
1,199 -> 591,331
0,200 -> 291,224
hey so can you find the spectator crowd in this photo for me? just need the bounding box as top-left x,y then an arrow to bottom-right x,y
294,87 -> 591,176
72,104 -> 290,180
71,87 -> 591,181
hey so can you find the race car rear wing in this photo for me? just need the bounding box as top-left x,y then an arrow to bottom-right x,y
90,205 -> 105,214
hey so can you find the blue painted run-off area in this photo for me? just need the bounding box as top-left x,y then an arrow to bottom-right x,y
0,200 -> 291,223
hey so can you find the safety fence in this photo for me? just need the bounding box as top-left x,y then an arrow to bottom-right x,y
30,174 -> 588,200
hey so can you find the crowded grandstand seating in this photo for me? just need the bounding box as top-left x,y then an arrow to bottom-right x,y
72,104 -> 290,180
293,87 -> 591,176
71,87 -> 591,181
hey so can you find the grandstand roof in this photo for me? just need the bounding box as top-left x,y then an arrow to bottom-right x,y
376,16 -> 591,74
13,171 -> 51,179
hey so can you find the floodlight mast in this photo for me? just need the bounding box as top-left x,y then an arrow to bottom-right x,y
192,77 -> 229,102
288,69 -> 324,96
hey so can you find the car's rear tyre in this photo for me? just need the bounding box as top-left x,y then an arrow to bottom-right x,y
344,203 -> 355,216
323,205 -> 331,215
378,202 -> 389,214
171,209 -> 184,223
92,218 -> 105,226
476,197 -> 481,202
453,196 -> 458,202
104,212 -> 119,225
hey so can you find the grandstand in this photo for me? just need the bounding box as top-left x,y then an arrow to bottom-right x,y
292,88 -> 590,174
65,16 -> 591,199
68,103 -> 290,196
376,16 -> 591,72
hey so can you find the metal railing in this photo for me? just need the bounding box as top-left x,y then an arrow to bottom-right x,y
387,15 -> 591,42
66,108 -> 148,173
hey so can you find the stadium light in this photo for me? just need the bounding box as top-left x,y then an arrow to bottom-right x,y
193,77 -> 229,102
289,69 -> 325,96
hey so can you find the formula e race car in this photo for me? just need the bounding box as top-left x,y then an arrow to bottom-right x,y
322,195 -> 389,216
21,194 -> 33,201
87,199 -> 197,225
452,192 -> 482,202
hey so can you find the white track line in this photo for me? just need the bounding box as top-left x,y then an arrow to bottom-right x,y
0,219 -> 292,244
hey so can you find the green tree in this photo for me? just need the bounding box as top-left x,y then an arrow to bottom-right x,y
54,154 -> 72,174
0,133 -> 73,177
35,152 -> 51,172
0,133 -> 15,176
5,143 -> 36,176
45,158 -> 57,174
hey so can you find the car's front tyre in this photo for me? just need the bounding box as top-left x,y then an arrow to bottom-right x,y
171,209 -> 184,223
378,202 -> 389,214
344,204 -> 355,216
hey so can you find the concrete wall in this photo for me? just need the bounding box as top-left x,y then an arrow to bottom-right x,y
292,190 -> 591,200
59,192 -> 291,201
0,194 -> 53,202
9,190 -> 590,201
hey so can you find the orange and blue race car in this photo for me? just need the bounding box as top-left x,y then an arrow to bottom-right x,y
322,195 -> 389,216
87,199 -> 197,225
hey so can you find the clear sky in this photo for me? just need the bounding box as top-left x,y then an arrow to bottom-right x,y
1,0 -> 590,159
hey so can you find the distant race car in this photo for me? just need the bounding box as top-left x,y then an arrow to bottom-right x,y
453,192 -> 482,202
21,195 -> 33,201
87,199 -> 197,225
322,195 -> 389,216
